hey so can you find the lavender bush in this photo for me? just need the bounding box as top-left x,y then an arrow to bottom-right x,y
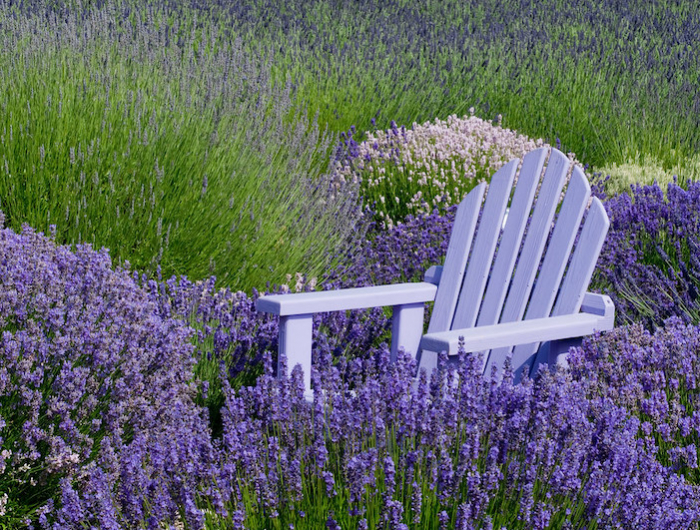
199,347 -> 700,529
0,217 -> 212,527
2,206 -> 700,527
590,178 -> 700,330
569,319 -> 700,487
331,112 -> 556,228
36,345 -> 700,528
135,269 -> 394,441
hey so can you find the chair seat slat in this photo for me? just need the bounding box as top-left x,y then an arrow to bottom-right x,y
421,310 -> 608,359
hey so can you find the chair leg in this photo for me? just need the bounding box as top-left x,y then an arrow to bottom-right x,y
533,337 -> 583,376
547,337 -> 582,369
415,349 -> 438,379
391,302 -> 426,363
279,314 -> 314,400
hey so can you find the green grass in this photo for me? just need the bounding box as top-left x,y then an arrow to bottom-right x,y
244,0 -> 700,170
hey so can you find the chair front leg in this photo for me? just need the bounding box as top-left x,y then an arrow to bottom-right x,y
391,302 -> 426,363
547,337 -> 582,369
533,337 -> 583,375
279,314 -> 314,400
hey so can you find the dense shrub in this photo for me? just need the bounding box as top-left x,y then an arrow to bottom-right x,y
591,179 -> 700,330
595,150 -> 700,196
46,0 -> 700,174
0,218 -> 211,527
569,319 -> 700,485
330,115 -> 581,228
43,345 -> 700,529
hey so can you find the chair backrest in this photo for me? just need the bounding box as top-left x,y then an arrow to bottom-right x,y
427,147 -> 610,375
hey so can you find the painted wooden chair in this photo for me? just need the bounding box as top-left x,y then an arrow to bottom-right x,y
256,147 -> 615,399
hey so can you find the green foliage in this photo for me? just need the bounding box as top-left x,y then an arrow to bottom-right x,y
3,0 -> 700,292
235,0 -> 700,173
0,3 -> 364,293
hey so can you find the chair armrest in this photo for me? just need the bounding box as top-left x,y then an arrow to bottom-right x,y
424,265 -> 443,285
421,304 -> 614,356
580,292 -> 615,318
256,282 -> 438,316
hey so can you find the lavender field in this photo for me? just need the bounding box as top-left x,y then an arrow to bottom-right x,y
2,0 -> 700,528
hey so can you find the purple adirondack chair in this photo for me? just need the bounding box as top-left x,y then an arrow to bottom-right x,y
256,147 -> 615,399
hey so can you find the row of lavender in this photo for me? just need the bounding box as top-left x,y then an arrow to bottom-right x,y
2,158 -> 700,527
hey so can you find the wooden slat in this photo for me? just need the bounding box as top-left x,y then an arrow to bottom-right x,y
484,148 -> 570,372
552,198 -> 610,316
427,183 -> 485,333
451,159 -> 517,329
494,148 -> 570,325
256,282 -> 437,316
526,166 -> 591,316
476,147 -> 547,327
509,166 -> 591,368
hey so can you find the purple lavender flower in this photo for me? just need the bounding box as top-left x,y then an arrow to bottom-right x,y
0,221 -> 217,528
591,179 -> 700,330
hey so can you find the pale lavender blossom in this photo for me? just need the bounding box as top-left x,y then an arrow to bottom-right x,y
332,111 -> 581,227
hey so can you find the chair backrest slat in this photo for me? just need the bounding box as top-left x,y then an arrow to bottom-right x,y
480,149 -> 570,374
551,197 -> 610,316
508,165 -> 591,368
524,166 -> 591,319
451,160 -> 517,330
497,149 -> 570,326
427,183 -> 486,333
476,148 -> 547,327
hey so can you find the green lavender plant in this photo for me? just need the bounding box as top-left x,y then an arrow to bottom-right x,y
0,0 -> 365,292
